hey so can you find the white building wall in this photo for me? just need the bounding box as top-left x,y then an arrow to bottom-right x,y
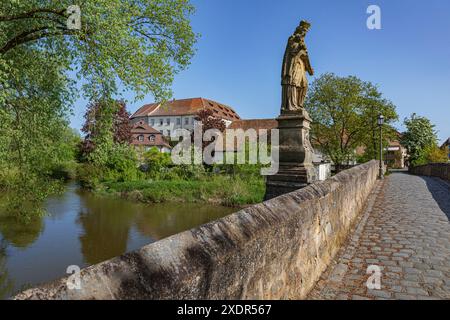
138,115 -> 231,139
146,115 -> 196,137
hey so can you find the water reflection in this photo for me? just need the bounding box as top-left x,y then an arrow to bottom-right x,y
0,239 -> 14,298
0,183 -> 235,299
0,215 -> 44,249
76,190 -> 137,265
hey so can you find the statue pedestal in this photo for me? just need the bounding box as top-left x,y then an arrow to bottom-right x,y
264,110 -> 317,200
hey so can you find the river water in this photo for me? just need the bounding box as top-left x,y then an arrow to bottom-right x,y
0,183 -> 235,299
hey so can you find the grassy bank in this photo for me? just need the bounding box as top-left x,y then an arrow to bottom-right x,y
99,175 -> 265,207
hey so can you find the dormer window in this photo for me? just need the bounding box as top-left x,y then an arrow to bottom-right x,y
149,135 -> 156,142
137,135 -> 144,142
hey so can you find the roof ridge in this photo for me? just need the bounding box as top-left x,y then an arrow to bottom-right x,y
232,118 -> 277,121
147,102 -> 161,115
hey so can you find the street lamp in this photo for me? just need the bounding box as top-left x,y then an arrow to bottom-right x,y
378,114 -> 385,179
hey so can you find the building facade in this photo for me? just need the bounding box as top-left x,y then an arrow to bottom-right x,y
130,97 -> 241,138
385,140 -> 408,169
441,138 -> 450,161
130,121 -> 171,153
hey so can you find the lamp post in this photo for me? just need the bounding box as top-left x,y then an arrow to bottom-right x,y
377,114 -> 385,179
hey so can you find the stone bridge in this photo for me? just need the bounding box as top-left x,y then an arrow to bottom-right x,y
15,162 -> 450,300
309,168 -> 450,300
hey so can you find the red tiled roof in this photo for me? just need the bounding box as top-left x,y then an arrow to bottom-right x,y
131,121 -> 160,134
214,119 -> 279,152
130,121 -> 171,148
131,97 -> 241,121
228,119 -> 278,131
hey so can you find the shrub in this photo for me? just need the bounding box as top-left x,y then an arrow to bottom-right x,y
412,144 -> 448,166
142,148 -> 172,178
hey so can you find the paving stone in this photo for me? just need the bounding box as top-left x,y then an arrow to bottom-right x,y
308,173 -> 450,301
352,295 -> 371,300
368,289 -> 392,299
395,293 -> 417,300
404,274 -> 421,282
406,287 -> 429,296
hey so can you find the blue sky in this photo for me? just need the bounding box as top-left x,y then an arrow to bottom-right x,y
70,0 -> 450,144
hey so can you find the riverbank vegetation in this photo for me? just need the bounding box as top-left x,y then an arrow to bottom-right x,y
101,172 -> 265,207
77,135 -> 266,207
74,96 -> 266,207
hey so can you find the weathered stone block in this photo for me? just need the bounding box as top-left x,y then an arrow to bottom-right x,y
15,161 -> 379,300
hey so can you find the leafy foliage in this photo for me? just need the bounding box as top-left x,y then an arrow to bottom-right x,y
401,114 -> 439,166
0,0 -> 198,100
80,99 -> 132,159
194,108 -> 226,150
0,0 -> 198,215
103,174 -> 265,206
78,98 -> 141,188
413,144 -> 447,166
305,73 -> 398,168
142,147 -> 173,177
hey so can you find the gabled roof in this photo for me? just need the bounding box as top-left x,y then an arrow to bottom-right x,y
130,97 -> 241,121
131,121 -> 161,134
130,121 -> 171,149
441,137 -> 450,149
228,119 -> 278,131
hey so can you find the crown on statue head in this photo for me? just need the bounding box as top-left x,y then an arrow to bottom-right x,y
299,20 -> 311,31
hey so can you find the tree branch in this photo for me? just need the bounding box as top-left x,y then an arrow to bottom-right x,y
0,8 -> 67,22
0,27 -> 78,55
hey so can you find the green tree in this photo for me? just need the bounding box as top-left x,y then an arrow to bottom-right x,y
0,0 -> 197,214
79,99 -> 141,185
143,147 -> 173,178
305,73 -> 398,169
401,114 -> 439,166
0,50 -> 76,216
425,145 -> 448,163
80,99 -> 132,160
414,144 -> 447,166
0,0 -> 197,100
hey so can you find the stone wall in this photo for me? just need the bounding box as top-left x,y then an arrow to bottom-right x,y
410,163 -> 450,181
15,160 -> 380,300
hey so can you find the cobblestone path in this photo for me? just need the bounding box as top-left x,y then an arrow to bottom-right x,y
308,172 -> 450,300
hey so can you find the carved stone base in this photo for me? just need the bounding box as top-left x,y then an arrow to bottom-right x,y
264,164 -> 316,200
264,109 -> 317,201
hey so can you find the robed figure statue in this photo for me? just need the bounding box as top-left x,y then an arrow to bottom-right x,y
281,20 -> 314,113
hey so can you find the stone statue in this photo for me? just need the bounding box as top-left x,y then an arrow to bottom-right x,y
281,20 -> 314,113
265,20 -> 317,200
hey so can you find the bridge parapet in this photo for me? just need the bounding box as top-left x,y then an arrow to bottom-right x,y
15,160 -> 379,300
410,163 -> 450,182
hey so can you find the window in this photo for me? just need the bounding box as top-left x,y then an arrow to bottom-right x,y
166,118 -> 170,125
150,118 -> 155,126
191,117 -> 195,125
176,118 -> 181,125
167,130 -> 171,136
137,135 -> 144,142
184,117 -> 189,125
159,118 -> 163,126
149,135 -> 155,142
